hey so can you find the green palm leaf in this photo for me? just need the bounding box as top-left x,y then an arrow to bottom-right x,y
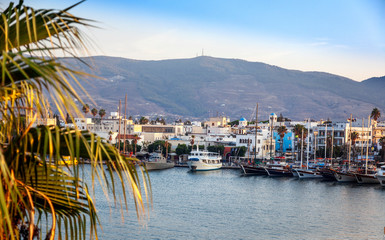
0,1 -> 150,239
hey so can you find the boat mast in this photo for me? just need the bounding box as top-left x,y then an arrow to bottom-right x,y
306,119 -> 310,170
300,128 -> 304,168
331,126 -> 334,167
361,118 -> 364,160
254,103 -> 259,164
118,99 -> 121,153
348,114 -> 352,170
123,94 -> 127,154
324,122 -> 327,160
365,115 -> 370,174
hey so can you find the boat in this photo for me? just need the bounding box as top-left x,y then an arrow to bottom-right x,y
145,151 -> 174,171
187,149 -> 222,171
319,167 -> 336,181
355,172 -> 378,184
265,164 -> 293,177
376,165 -> 385,186
333,170 -> 356,183
240,165 -> 268,175
295,168 -> 323,179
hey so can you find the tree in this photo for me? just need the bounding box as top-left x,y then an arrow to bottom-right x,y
371,108 -> 381,122
276,126 -> 288,156
139,116 -> 149,125
0,2 -> 148,239
82,104 -> 90,116
293,124 -> 307,160
91,107 -> 98,118
350,131 -> 359,160
99,108 -> 106,119
176,144 -> 189,155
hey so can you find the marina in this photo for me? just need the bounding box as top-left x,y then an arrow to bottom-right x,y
90,166 -> 385,239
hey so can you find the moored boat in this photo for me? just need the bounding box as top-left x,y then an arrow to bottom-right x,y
265,165 -> 293,177
354,172 -> 378,184
333,170 -> 356,183
240,165 -> 268,176
145,152 -> 174,171
319,168 -> 336,181
295,169 -> 323,179
187,149 -> 222,171
376,165 -> 385,186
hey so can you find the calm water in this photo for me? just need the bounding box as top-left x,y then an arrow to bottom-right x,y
86,166 -> 385,239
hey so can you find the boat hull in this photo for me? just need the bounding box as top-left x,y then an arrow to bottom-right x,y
145,162 -> 175,171
188,161 -> 222,171
296,169 -> 323,179
265,168 -> 293,177
333,171 -> 356,182
319,168 -> 336,181
355,173 -> 379,184
377,175 -> 385,186
240,165 -> 267,175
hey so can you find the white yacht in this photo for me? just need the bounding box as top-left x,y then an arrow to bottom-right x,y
376,165 -> 385,186
187,149 -> 222,171
145,151 -> 174,171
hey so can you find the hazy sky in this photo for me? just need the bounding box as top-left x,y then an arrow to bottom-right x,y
3,0 -> 385,81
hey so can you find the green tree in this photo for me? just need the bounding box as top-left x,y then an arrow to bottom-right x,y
371,107 -> 381,122
139,116 -> 149,125
99,108 -> 106,119
379,137 -> 385,162
91,107 -> 98,118
148,140 -> 171,155
176,144 -> 189,155
82,104 -> 90,116
207,145 -> 225,155
0,2 -> 148,239
293,124 -> 307,160
350,131 -> 359,160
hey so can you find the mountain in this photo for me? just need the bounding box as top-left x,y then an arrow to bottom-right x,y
61,56 -> 385,121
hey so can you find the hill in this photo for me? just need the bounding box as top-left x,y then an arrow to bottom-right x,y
61,56 -> 385,121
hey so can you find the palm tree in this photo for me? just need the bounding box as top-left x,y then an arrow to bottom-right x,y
99,108 -> 106,119
0,2 -> 149,239
276,126 -> 288,156
371,107 -> 381,122
351,131 -> 359,160
139,116 -> 149,125
82,104 -> 90,116
293,124 -> 307,160
91,107 -> 98,118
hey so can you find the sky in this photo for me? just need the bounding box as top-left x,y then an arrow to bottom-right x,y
2,0 -> 385,81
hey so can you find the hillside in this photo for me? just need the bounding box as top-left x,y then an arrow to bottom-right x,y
61,56 -> 385,121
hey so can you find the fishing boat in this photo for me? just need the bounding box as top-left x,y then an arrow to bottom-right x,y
187,149 -> 222,171
376,165 -> 385,186
145,151 -> 174,171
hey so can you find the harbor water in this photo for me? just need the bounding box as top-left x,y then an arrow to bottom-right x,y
88,166 -> 385,239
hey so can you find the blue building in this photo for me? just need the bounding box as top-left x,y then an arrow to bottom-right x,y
273,131 -> 293,153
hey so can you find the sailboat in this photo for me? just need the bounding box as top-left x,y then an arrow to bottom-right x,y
334,114 -> 357,183
240,103 -> 268,176
354,116 -> 378,184
294,119 -> 323,179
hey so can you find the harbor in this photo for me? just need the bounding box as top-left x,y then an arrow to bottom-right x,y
89,166 -> 385,239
